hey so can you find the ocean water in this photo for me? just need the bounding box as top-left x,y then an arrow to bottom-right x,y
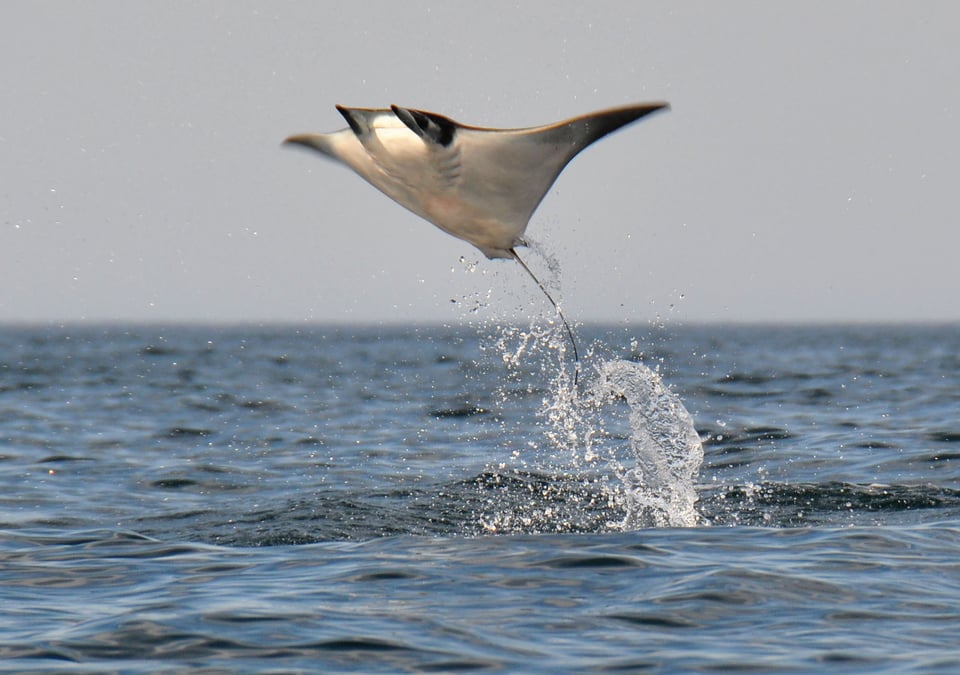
2,322 -> 959,672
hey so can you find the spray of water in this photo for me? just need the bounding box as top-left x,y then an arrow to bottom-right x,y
492,318 -> 704,529
453,248 -> 703,530
588,359 -> 703,527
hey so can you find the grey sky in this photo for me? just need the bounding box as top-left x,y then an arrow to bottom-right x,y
2,2 -> 957,324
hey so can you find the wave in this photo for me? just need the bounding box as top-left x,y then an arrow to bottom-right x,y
131,475 -> 960,546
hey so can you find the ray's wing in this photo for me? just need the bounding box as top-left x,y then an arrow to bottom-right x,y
282,107 -> 396,166
415,102 -> 670,241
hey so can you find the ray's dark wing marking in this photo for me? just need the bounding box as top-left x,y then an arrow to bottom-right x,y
391,105 -> 457,147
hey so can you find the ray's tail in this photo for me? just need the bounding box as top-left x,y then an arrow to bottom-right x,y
509,248 -> 580,386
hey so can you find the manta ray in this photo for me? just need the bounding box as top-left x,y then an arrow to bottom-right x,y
284,102 -> 669,377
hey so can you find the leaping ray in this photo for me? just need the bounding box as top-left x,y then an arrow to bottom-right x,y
284,102 -> 670,381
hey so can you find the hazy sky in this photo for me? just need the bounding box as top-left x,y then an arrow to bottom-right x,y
3,2 -> 958,324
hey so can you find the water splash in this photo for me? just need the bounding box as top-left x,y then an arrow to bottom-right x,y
491,320 -> 704,529
588,359 -> 703,527
464,246 -> 703,530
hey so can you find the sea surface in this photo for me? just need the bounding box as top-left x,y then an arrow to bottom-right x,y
2,322 -> 959,672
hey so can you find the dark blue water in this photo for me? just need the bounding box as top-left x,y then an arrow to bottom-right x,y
2,323 -> 959,671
